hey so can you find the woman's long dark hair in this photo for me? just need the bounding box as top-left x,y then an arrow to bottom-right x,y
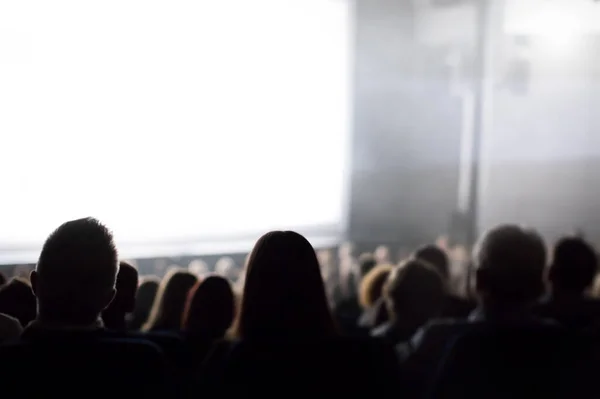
142,269 -> 197,332
182,276 -> 235,338
234,231 -> 336,339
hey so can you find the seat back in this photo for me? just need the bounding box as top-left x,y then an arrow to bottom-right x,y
0,338 -> 169,397
429,325 -> 596,399
203,336 -> 400,397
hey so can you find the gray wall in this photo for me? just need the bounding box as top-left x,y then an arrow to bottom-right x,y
479,36 -> 600,242
348,0 -> 463,247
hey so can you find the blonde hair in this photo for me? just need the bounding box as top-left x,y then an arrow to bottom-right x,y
359,264 -> 394,309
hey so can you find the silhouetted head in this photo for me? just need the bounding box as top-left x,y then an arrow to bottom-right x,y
143,268 -> 197,332
0,271 -> 7,286
548,237 -> 598,296
235,231 -> 336,339
128,276 -> 160,331
182,276 -> 235,338
358,252 -> 377,278
474,225 -> 546,308
359,264 -> 394,309
414,245 -> 450,280
384,259 -> 445,325
0,277 -> 37,327
102,261 -> 139,329
31,217 -> 118,326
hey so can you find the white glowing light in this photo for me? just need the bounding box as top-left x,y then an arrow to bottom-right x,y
0,0 -> 350,258
529,8 -> 582,51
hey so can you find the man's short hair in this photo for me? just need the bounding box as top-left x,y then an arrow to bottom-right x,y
34,217 -> 119,322
549,237 -> 598,294
414,245 -> 450,280
474,224 -> 546,304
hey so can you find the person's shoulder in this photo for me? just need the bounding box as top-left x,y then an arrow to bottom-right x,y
410,318 -> 471,349
0,313 -> 22,340
0,312 -> 21,326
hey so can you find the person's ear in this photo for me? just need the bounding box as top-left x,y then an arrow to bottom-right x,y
30,270 -> 38,297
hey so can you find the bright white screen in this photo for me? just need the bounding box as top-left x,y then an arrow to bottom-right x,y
0,0 -> 350,260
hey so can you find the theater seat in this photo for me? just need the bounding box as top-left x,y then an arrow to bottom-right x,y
428,325 -> 596,399
0,338 -> 169,397
200,336 -> 400,397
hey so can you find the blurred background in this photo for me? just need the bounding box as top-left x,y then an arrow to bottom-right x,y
1,0 -> 600,277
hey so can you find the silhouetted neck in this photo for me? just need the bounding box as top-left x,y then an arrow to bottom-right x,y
102,311 -> 127,330
35,306 -> 104,330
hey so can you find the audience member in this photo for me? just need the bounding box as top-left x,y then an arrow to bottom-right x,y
128,276 -> 160,331
471,225 -> 546,318
143,268 -> 198,332
332,252 -> 376,335
372,259 -> 445,345
414,245 -> 450,279
182,276 -> 235,364
28,217 -> 119,331
102,261 -> 139,330
358,263 -> 394,330
233,231 -> 336,338
414,245 -> 475,318
0,312 -> 22,343
183,276 -> 235,336
4,218 -> 168,396
0,271 -> 7,286
399,225 -> 548,389
0,277 -> 37,327
202,232 -> 401,397
359,263 -> 394,310
535,237 -> 600,328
